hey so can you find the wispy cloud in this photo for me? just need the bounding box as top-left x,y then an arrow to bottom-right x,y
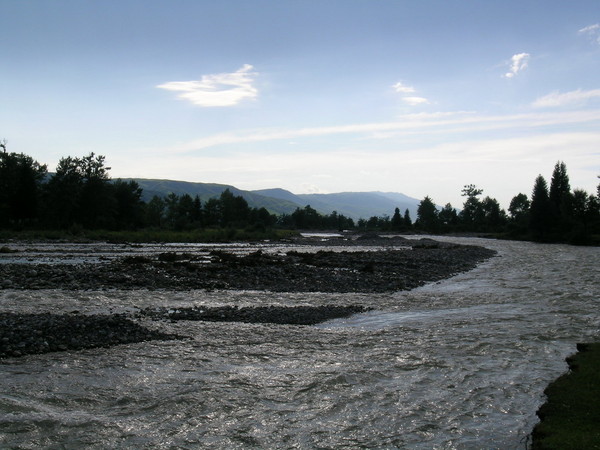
532,89 -> 600,108
392,81 -> 416,94
165,110 -> 600,153
579,23 -> 600,44
392,81 -> 429,105
504,53 -> 530,78
156,64 -> 258,107
123,129 -> 600,210
402,96 -> 429,106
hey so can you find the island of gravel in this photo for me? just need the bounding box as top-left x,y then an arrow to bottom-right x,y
1,234 -> 496,359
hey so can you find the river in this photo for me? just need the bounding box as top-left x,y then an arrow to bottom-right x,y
0,237 -> 598,449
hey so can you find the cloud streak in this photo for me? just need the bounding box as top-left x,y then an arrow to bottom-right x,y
393,81 -> 429,105
504,53 -> 530,78
579,23 -> 600,44
121,129 -> 600,210
532,89 -> 600,108
165,110 -> 600,153
157,64 -> 258,107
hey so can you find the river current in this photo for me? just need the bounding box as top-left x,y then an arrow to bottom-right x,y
0,237 -> 598,449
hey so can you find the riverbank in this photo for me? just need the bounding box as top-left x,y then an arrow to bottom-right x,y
532,343 -> 600,448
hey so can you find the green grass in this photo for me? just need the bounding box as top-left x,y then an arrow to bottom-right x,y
0,228 -> 299,243
532,343 -> 600,449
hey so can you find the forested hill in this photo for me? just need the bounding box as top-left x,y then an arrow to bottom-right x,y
253,189 -> 421,219
123,179 -> 301,216
127,179 -> 421,220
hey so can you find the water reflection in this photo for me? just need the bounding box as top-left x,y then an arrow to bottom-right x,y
0,237 -> 598,448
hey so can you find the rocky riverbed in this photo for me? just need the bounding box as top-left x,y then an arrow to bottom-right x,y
0,235 -> 497,359
0,237 -> 496,292
0,312 -> 180,358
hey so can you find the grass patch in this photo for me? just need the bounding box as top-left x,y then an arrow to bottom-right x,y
0,228 -> 299,243
532,343 -> 600,449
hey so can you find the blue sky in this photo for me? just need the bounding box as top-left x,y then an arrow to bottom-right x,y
2,0 -> 599,209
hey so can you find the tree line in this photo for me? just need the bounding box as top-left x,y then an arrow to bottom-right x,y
0,149 -> 278,232
1,145 -> 599,243
359,161 -> 599,244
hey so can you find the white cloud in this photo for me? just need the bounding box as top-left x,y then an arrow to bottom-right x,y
392,81 -> 429,105
532,89 -> 600,108
579,23 -> 600,44
579,23 -> 600,33
156,64 -> 258,107
402,96 -> 429,106
392,81 -> 416,94
504,53 -> 530,78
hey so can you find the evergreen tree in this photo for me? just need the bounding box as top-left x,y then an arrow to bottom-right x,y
549,161 -> 571,207
0,148 -> 47,226
529,175 -> 551,239
415,196 -> 439,231
391,207 -> 403,230
403,209 -> 412,228
548,161 -> 573,233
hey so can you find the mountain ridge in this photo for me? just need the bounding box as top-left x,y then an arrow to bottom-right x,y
125,178 -> 421,220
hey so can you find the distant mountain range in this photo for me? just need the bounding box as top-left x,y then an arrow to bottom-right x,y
125,178 -> 422,220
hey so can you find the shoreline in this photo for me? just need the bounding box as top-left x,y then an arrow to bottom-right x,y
531,343 -> 600,448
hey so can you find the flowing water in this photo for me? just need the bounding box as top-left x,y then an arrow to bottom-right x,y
0,237 -> 598,449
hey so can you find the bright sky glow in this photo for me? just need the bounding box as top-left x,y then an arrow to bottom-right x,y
2,1 -> 599,209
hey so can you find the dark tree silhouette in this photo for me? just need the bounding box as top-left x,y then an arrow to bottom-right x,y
529,175 -> 552,239
0,148 -> 47,226
438,203 -> 458,231
459,184 -> 484,231
391,207 -> 403,230
415,196 -> 439,231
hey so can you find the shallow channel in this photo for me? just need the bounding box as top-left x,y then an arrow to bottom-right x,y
0,236 -> 598,448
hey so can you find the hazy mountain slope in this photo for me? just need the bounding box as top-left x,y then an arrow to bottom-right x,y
126,179 -> 422,220
126,179 -> 300,215
252,189 -> 420,219
297,192 -> 420,220
251,188 -> 306,205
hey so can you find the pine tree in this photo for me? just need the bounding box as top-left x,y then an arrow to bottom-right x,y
529,175 -> 551,239
548,161 -> 573,233
391,207 -> 403,230
415,196 -> 439,232
403,209 -> 412,228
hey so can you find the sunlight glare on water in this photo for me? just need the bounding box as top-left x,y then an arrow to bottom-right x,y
0,237 -> 598,448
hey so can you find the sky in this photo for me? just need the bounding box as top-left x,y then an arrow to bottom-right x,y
2,0 -> 600,209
